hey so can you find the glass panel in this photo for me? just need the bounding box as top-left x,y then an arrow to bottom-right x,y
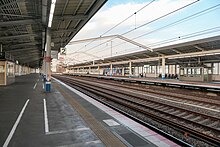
180,69 -> 184,76
7,62 -> 15,77
184,68 -> 187,75
188,68 -> 191,75
204,68 -> 208,75
213,63 -> 218,74
176,65 -> 179,74
196,68 -> 201,75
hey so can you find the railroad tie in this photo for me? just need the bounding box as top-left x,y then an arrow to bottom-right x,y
54,83 -> 126,147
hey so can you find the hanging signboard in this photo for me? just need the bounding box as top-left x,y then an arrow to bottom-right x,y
60,47 -> 66,55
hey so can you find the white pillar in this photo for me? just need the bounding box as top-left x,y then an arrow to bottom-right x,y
122,67 -> 125,76
162,56 -> 165,79
110,63 -> 113,76
45,28 -> 51,81
97,65 -> 100,75
89,66 -> 91,74
129,61 -> 132,77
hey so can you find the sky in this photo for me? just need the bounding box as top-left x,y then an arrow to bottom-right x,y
64,0 -> 220,65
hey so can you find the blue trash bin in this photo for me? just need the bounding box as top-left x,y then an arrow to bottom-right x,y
45,81 -> 51,92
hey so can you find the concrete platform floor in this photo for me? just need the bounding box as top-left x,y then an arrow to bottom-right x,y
0,74 -> 178,147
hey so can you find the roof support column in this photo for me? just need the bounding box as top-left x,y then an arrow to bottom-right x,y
110,63 -> 113,76
97,65 -> 100,76
89,66 -> 91,74
162,56 -> 166,79
122,67 -> 125,76
0,44 -> 2,52
45,28 -> 52,92
129,61 -> 132,78
0,44 -> 2,57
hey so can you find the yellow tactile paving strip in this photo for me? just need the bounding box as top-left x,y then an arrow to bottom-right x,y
54,83 -> 126,147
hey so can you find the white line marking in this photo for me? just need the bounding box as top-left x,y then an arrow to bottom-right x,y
46,127 -> 90,135
43,83 -> 44,89
103,119 -> 120,126
33,83 -> 37,89
43,99 -> 49,133
3,99 -> 30,147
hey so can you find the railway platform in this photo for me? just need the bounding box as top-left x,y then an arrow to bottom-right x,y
0,74 -> 178,147
72,74 -> 220,92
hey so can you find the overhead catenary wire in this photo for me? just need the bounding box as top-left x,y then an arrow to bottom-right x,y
77,0 -> 200,53
147,26 -> 220,47
121,0 -> 200,36
90,26 -> 220,57
74,0 -> 156,52
70,25 -> 220,64
101,0 -> 156,36
93,2 -> 220,53
132,3 -> 220,40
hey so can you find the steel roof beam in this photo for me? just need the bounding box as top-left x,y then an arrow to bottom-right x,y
10,49 -> 41,55
53,15 -> 88,20
62,0 -> 69,16
73,0 -> 84,15
21,59 -> 41,64
0,19 -> 41,27
6,48 -> 40,52
0,34 -> 40,41
19,58 -> 41,64
16,53 -> 41,59
194,45 -> 205,51
0,0 -> 25,8
172,49 -> 182,54
65,0 -> 107,46
117,35 -> 152,52
0,13 -> 37,18
6,42 -> 40,48
69,35 -> 118,44
84,0 -> 97,15
71,49 -> 220,68
52,28 -> 77,34
13,52 -> 41,57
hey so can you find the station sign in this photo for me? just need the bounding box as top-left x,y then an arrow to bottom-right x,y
60,47 -> 66,55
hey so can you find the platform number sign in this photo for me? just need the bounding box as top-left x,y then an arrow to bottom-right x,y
60,47 -> 66,55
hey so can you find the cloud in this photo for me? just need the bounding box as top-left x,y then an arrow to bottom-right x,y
72,0 -> 195,38
66,0 -> 197,63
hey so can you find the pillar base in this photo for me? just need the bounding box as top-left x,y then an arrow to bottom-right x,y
162,74 -> 165,80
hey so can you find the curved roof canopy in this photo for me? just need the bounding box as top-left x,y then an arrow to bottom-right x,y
70,35 -> 220,68
0,0 -> 107,68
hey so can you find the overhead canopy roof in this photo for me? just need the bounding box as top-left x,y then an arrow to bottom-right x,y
70,35 -> 220,68
0,0 -> 107,68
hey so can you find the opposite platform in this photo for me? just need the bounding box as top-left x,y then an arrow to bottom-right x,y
73,74 -> 220,91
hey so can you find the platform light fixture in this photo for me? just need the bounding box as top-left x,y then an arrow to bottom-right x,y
48,0 -> 57,28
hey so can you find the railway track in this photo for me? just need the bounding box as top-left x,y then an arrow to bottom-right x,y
53,75 -> 220,146
73,75 -> 220,111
